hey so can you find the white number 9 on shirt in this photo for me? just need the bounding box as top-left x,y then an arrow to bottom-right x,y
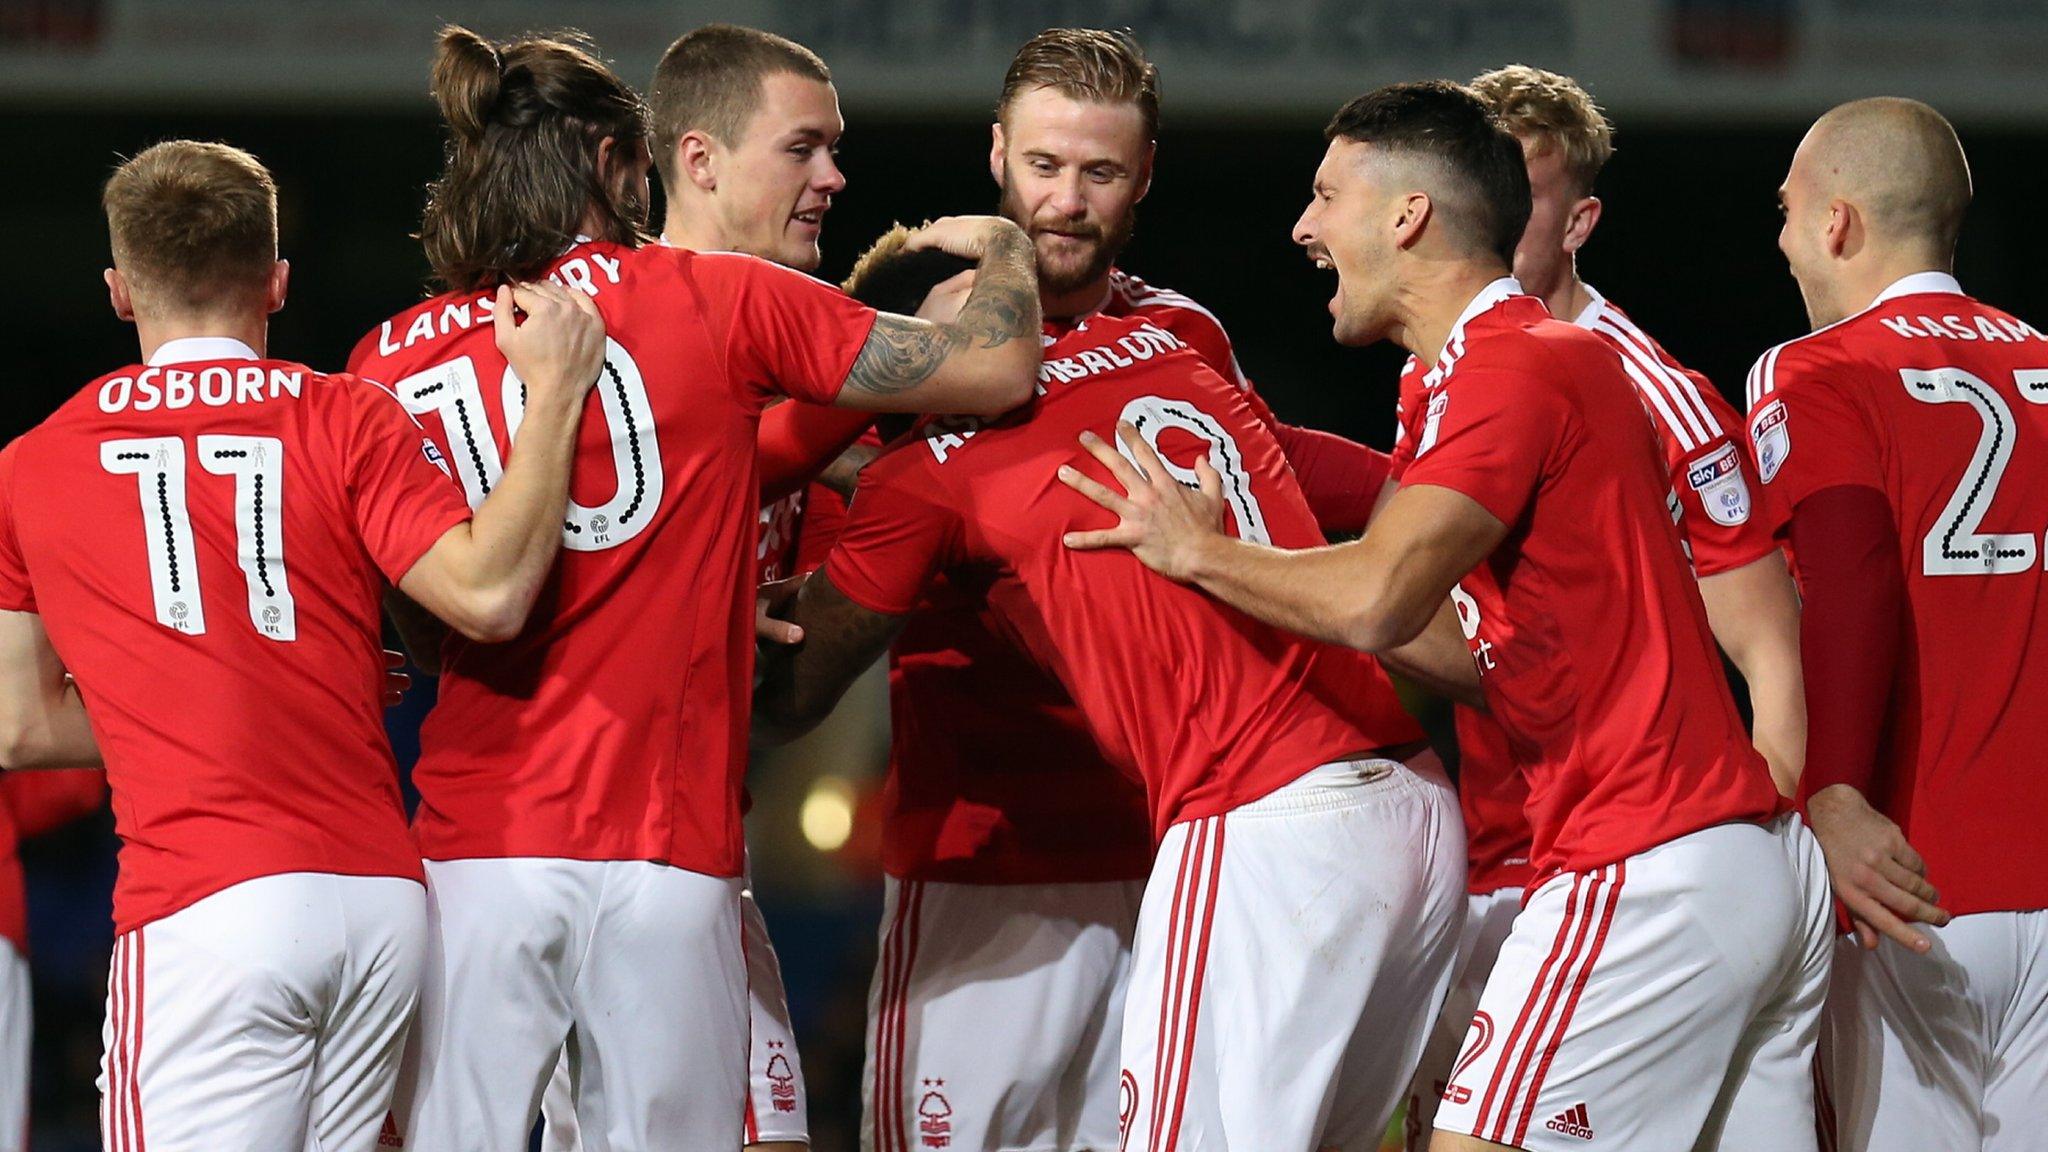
392,341 -> 663,552
1115,395 -> 1271,545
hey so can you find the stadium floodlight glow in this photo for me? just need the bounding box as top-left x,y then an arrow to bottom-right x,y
799,775 -> 856,852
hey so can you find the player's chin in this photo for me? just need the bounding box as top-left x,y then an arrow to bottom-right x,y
778,238 -> 825,275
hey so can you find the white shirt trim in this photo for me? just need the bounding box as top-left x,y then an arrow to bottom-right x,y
147,337 -> 260,366
1422,277 -> 1524,389
1871,271 -> 1964,307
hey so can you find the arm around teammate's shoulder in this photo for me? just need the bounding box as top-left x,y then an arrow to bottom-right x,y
399,282 -> 604,643
833,216 -> 1041,417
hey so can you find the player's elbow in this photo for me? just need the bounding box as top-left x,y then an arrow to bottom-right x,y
1338,594 -> 1430,654
947,342 -> 1038,417
442,587 -> 531,644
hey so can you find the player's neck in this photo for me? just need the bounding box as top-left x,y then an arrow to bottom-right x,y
1543,277 -> 1596,326
1401,262 -> 1515,369
658,205 -> 727,256
1839,254 -> 1955,317
134,313 -> 269,364
1042,274 -> 1113,324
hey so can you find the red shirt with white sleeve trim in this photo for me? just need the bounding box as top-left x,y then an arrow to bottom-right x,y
349,241 -> 877,877
0,337 -> 472,932
1394,285 -> 1784,893
1744,272 -> 2048,916
1399,280 -> 1783,880
825,312 -> 1423,840
876,272 -> 1284,885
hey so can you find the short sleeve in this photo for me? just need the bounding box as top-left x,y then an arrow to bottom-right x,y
1398,366 -> 1564,529
1745,350 -> 1886,511
820,451 -> 962,617
342,379 -> 475,585
0,443 -> 36,613
716,256 -> 879,407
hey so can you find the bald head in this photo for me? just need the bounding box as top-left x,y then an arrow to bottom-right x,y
1797,97 -> 1971,257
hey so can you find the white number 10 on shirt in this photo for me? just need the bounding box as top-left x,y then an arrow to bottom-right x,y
392,342 -> 662,552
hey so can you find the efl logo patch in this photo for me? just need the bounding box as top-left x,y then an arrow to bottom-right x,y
1685,443 -> 1753,527
1750,399 -> 1789,484
421,438 -> 451,478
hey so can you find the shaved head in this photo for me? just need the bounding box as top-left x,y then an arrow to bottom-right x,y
1778,97 -> 1972,327
1798,97 -> 1971,255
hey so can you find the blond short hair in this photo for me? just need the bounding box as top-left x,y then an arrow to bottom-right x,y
999,28 -> 1160,140
102,140 -> 277,312
1469,65 -> 1614,194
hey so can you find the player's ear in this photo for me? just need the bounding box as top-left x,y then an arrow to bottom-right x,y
104,268 -> 135,323
677,131 -> 718,193
1562,196 -> 1601,255
1392,191 -> 1432,250
1824,198 -> 1856,259
1133,140 -> 1156,204
989,121 -> 1006,187
267,260 -> 290,315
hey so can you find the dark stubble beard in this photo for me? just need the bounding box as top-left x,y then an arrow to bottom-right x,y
997,172 -> 1137,297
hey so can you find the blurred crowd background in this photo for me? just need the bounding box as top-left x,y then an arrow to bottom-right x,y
8,1 -> 2048,1148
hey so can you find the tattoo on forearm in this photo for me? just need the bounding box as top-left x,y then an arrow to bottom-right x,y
841,227 -> 1041,397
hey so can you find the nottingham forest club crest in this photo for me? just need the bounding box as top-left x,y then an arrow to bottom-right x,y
917,1078 -> 954,1148
765,1040 -> 797,1112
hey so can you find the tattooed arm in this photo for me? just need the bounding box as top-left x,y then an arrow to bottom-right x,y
831,216 -> 1041,417
753,570 -> 909,745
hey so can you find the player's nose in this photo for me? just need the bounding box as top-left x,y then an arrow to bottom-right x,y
1051,174 -> 1088,219
814,153 -> 847,195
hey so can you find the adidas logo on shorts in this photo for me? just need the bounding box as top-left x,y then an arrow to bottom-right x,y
1545,1103 -> 1594,1140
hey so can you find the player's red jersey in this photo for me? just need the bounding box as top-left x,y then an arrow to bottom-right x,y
1399,281 -> 1782,880
1393,285 -> 1784,893
1745,272 -> 2048,916
349,241 -> 875,877
0,770 -> 105,951
757,483 -> 847,585
0,339 -> 471,931
874,273 -> 1268,884
825,312 -> 1423,838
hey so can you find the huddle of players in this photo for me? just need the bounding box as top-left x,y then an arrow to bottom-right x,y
0,17 -> 2039,1152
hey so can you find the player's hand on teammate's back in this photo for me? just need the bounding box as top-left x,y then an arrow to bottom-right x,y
1060,422 -> 1227,583
1807,783 -> 1951,952
905,215 -> 1027,262
493,281 -> 607,405
755,575 -> 807,647
381,650 -> 411,708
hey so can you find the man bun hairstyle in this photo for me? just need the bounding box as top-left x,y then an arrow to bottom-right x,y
102,139 -> 277,314
1469,64 -> 1615,196
999,27 -> 1160,140
1326,81 -> 1532,268
649,25 -> 832,188
420,24 -> 652,292
841,225 -> 976,315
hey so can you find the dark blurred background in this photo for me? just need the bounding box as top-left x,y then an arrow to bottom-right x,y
8,0 -> 2048,1149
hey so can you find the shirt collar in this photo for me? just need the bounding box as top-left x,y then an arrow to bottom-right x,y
1436,277 -> 1524,363
1569,282 -> 1608,329
146,337 -> 260,367
1872,271 -> 1964,307
1422,277 -> 1523,387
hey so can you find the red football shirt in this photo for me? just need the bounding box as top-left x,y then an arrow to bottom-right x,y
0,338 -> 469,931
1399,281 -> 1783,880
1393,285 -> 1783,893
825,312 -> 1423,838
0,770 -> 105,951
1745,272 -> 2048,916
349,241 -> 876,877
876,273 -> 1272,884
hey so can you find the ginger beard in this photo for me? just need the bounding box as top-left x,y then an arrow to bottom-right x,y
996,158 -> 1137,298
